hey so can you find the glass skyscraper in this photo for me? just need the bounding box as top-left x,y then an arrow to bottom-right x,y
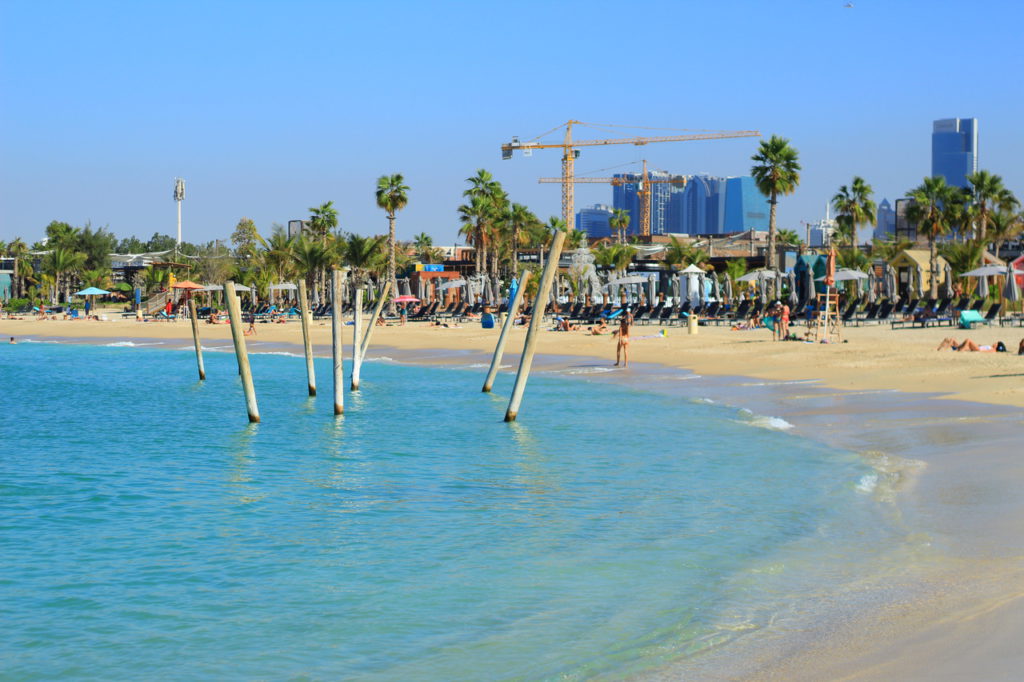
931,118 -> 978,189
576,204 -> 614,239
723,177 -> 769,233
611,170 -> 685,236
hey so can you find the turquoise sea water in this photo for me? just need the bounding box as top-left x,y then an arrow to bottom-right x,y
1,341 -> 902,679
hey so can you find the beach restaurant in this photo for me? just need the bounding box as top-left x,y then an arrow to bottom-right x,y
889,249 -> 949,298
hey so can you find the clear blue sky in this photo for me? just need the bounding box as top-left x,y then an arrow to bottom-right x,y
1,0 -> 1021,246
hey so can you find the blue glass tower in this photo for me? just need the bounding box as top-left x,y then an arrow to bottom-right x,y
612,171 -> 685,236
723,177 -> 769,232
931,118 -> 977,189
678,175 -> 727,234
576,204 -> 614,239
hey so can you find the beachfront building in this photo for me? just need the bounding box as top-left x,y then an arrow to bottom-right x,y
889,249 -> 950,299
674,175 -> 726,234
932,117 -> 978,189
873,199 -> 896,241
576,204 -> 615,239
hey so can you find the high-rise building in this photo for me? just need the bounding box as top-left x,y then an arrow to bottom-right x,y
723,177 -> 769,232
676,175 -> 727,235
576,204 -> 615,239
873,199 -> 896,241
612,170 -> 685,236
931,117 -> 978,189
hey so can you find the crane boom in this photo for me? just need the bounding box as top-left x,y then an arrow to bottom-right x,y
502,121 -> 759,233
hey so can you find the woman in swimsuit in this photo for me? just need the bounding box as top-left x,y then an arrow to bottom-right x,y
614,309 -> 633,367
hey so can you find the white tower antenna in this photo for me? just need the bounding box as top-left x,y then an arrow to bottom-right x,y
173,178 -> 185,246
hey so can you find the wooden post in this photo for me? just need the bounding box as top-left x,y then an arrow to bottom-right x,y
483,269 -> 531,393
505,230 -> 566,422
331,269 -> 344,415
353,281 -> 391,390
298,279 -> 316,396
225,281 -> 260,423
350,286 -> 365,390
187,296 -> 205,380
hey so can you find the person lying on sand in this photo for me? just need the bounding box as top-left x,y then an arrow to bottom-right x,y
589,318 -> 610,335
553,316 -> 580,332
936,337 -> 1007,353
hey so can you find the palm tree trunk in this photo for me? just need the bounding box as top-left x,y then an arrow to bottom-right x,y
512,227 -> 519,273
387,213 -> 397,315
929,237 -> 939,300
767,191 -> 778,271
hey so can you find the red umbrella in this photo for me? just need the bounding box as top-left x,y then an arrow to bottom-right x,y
393,295 -> 420,303
824,247 -> 837,288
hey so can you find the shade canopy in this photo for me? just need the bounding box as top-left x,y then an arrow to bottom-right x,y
607,275 -> 649,287
269,282 -> 298,291
678,264 -> 705,275
173,280 -> 203,290
960,264 -> 1024,278
393,295 -> 420,303
816,268 -> 868,282
74,287 -> 110,296
737,269 -> 780,283
200,284 -> 251,292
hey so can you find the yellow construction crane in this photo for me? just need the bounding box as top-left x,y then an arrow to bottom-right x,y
502,120 -> 759,232
537,160 -> 687,237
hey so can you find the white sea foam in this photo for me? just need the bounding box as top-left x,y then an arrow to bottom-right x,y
736,408 -> 794,431
740,379 -> 822,387
252,351 -> 303,358
694,397 -> 716,404
364,356 -> 396,363
855,473 -> 879,494
562,366 -> 619,375
104,341 -> 165,347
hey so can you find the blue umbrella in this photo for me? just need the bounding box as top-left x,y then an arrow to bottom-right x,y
74,286 -> 110,296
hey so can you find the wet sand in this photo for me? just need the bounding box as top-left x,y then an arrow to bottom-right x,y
5,310 -> 1024,679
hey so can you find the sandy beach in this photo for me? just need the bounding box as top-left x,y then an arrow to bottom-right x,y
5,310 -> 1023,408
5,310 -> 1024,680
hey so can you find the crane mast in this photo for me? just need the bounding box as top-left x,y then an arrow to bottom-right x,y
502,121 -> 759,234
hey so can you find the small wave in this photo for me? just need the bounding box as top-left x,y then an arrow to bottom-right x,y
251,351 -> 303,358
740,379 -> 822,387
693,397 -> 716,404
19,338 -> 61,344
104,341 -> 165,347
855,473 -> 878,494
562,366 -> 620,375
736,408 -> 794,431
364,356 -> 396,363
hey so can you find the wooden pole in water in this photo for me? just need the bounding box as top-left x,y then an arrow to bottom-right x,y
298,279 -> 316,396
353,280 -> 391,389
331,269 -> 345,415
225,281 -> 260,423
483,269 -> 531,393
350,285 -> 365,390
187,296 -> 205,380
504,230 -> 566,422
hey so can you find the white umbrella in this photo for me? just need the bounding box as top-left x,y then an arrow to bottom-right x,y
679,263 -> 704,275
607,275 -> 649,287
942,263 -> 954,299
438,278 -> 466,291
269,282 -> 297,291
961,264 -> 1023,277
885,264 -> 899,304
787,271 -> 798,306
803,266 -> 815,303
737,269 -> 781,283
915,265 -> 925,298
816,268 -> 868,282
672,274 -> 681,303
201,283 -> 251,292
711,274 -> 722,302
723,275 -> 733,303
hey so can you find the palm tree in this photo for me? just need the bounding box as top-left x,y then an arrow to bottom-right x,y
609,208 -> 631,244
939,240 -> 986,279
966,170 -> 1006,242
342,233 -> 387,287
290,236 -> 330,302
870,236 -> 913,262
375,174 -> 410,314
7,238 -> 30,298
832,177 -> 876,249
751,135 -> 801,270
307,201 -> 338,299
457,194 -> 492,274
987,210 -> 1024,261
507,203 -> 535,273
661,236 -> 688,271
42,247 -> 86,302
564,227 -> 586,250
906,176 -> 958,299
777,229 -> 801,247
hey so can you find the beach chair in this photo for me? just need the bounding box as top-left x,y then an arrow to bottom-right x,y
953,296 -> 971,313
970,299 -> 985,312
156,310 -> 176,321
658,305 -> 676,325
850,301 -> 879,326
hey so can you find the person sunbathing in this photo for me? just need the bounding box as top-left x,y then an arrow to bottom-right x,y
589,318 -> 610,335
936,337 -> 1005,352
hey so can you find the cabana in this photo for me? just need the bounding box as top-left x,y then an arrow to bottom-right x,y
792,254 -> 826,300
888,250 -> 949,299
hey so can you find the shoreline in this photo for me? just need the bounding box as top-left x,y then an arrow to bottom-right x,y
7,316 -> 1024,679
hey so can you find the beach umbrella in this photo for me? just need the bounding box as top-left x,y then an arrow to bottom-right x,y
172,281 -> 203,291
803,265 -> 815,303
824,248 -> 837,287
508,276 -> 518,304
757,280 -> 767,305
484,277 -> 495,304
438,278 -> 465,291
672,273 -> 681,303
393,295 -> 419,303
942,262 -> 954,299
915,264 -> 925,298
960,264 -> 1021,277
787,271 -> 798,306
816,268 -> 868,282
607,275 -> 648,287
1003,263 -> 1020,308
723,275 -> 733,304
647,274 -> 656,304
737,269 -> 780,283
268,282 -> 297,291
774,270 -> 783,301
74,286 -> 111,296
885,264 -> 899,303
711,274 -> 721,302
417,277 -> 425,301
399,278 -> 412,297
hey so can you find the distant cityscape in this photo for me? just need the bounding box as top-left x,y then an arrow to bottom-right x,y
580,117 -> 982,248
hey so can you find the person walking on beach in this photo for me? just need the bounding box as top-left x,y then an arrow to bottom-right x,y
614,308 -> 633,368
